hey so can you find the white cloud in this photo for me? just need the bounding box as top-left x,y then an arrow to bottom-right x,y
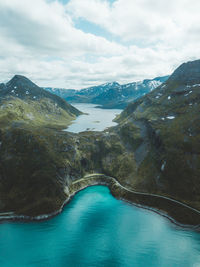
0,0 -> 124,57
0,0 -> 199,88
67,0 -> 200,44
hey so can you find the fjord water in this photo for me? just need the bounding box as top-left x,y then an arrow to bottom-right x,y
1,186 -> 200,267
65,103 -> 122,132
1,104 -> 200,267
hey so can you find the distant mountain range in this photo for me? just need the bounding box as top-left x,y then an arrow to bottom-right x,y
44,76 -> 169,109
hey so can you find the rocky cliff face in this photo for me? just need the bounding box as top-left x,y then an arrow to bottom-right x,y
115,59 -> 200,208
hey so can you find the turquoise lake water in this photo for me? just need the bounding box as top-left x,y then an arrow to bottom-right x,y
1,186 -> 200,267
1,104 -> 200,266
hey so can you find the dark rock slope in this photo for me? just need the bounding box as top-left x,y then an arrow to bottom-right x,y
0,60 -> 200,225
115,59 -> 200,209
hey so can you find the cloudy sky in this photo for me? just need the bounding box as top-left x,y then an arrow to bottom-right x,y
0,0 -> 199,89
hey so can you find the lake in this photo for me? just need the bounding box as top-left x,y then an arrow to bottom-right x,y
64,103 -> 122,133
1,103 -> 200,267
0,186 -> 200,267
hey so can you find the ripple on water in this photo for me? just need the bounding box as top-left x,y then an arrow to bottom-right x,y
0,186 -> 200,267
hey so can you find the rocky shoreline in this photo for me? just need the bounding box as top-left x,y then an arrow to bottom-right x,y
1,174 -> 200,231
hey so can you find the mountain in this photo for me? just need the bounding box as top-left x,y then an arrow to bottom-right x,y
67,76 -> 169,108
78,81 -> 121,97
0,75 -> 81,129
44,87 -> 76,99
0,75 -> 82,216
91,76 -> 169,108
114,59 -> 200,209
0,61 -> 200,227
167,60 -> 200,84
44,76 -> 169,109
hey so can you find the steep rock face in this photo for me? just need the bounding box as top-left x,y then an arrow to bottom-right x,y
116,59 -> 200,208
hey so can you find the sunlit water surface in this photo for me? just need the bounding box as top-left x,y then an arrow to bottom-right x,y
0,186 -> 200,267
64,103 -> 122,133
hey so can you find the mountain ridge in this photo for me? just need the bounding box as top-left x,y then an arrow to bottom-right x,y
167,59 -> 200,85
44,75 -> 169,109
115,59 -> 200,209
0,75 -> 82,129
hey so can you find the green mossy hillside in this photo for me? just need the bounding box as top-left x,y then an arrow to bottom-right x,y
1,61 -> 200,217
0,97 -> 78,129
115,59 -> 200,208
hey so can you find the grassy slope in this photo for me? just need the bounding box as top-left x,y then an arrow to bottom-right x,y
0,97 -> 78,129
114,75 -> 200,208
0,101 -> 83,215
0,76 -> 83,215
